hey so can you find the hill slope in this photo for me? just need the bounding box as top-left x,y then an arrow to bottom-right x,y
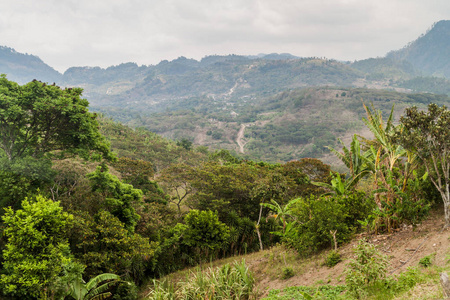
118,87 -> 449,164
387,20 -> 450,77
0,46 -> 62,84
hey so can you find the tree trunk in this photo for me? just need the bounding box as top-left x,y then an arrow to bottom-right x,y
442,183 -> 450,227
256,205 -> 263,251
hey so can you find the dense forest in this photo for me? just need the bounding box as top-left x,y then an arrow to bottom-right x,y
0,74 -> 449,300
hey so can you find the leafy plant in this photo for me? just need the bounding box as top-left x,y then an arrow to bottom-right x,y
67,273 -> 121,300
325,250 -> 341,268
345,239 -> 388,299
419,255 -> 433,268
0,195 -> 74,299
281,267 -> 295,280
147,260 -> 256,300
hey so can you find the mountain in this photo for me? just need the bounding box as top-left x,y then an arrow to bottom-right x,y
115,86 -> 449,164
387,20 -> 450,77
1,20 -> 450,165
0,46 -> 62,84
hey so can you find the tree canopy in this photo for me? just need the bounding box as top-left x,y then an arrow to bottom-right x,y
0,75 -> 113,161
395,103 -> 450,225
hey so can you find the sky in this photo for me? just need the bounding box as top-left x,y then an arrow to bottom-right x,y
1,0 -> 449,73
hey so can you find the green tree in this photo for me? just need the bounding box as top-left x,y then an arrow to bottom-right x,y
0,195 -> 74,299
68,210 -> 157,282
182,209 -> 230,259
395,103 -> 450,225
87,164 -> 142,232
0,75 -> 113,161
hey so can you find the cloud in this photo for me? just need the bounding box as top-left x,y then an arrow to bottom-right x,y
0,0 -> 448,72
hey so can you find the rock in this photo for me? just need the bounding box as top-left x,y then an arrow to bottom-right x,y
440,272 -> 450,298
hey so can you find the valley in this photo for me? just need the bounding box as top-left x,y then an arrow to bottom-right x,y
0,19 -> 450,300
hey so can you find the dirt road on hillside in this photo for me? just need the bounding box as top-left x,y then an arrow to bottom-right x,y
236,124 -> 247,153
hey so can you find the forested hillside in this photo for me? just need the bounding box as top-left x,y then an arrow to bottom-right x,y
1,19 -> 450,299
387,20 -> 450,77
122,87 -> 450,163
1,77 -> 449,299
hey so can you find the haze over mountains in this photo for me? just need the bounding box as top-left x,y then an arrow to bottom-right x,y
1,20 -> 450,163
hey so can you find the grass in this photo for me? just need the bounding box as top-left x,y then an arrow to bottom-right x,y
145,260 -> 256,300
262,285 -> 346,300
140,209 -> 450,300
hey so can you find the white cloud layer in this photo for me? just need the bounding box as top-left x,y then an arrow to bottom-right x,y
1,0 -> 449,72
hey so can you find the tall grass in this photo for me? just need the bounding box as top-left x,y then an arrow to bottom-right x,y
147,260 -> 256,300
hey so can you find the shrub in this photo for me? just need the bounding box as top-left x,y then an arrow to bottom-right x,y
345,239 -> 388,299
286,192 -> 373,256
325,250 -> 341,268
419,255 -> 433,268
281,267 -> 295,280
112,282 -> 138,300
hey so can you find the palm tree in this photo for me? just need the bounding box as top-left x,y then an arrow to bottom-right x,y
68,273 -> 121,300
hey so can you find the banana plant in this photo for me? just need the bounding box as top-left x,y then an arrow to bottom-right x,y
312,172 -> 350,196
260,198 -> 300,235
67,273 -> 121,300
327,134 -> 373,189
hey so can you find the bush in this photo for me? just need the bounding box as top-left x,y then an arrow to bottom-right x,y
419,255 -> 433,268
281,267 -> 295,280
112,281 -> 138,300
285,192 -> 373,256
345,239 -> 388,299
325,250 -> 341,268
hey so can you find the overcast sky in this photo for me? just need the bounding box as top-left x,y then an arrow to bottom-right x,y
1,0 -> 449,73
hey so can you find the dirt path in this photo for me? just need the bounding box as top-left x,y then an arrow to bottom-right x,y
236,124 -> 247,153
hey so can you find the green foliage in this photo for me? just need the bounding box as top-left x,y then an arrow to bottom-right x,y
0,75 -> 113,161
0,156 -> 54,210
262,285 -> 346,300
345,239 -> 389,299
146,279 -> 176,300
87,163 -> 142,231
182,209 -> 230,258
281,267 -> 295,280
68,210 -> 157,282
176,138 -> 193,151
112,157 -> 168,204
394,103 -> 450,225
112,281 -> 139,300
264,266 -> 424,300
148,260 -> 256,300
67,272 -> 121,300
0,195 -> 74,298
418,254 -> 433,268
325,250 -> 341,268
187,161 -> 267,221
286,192 -> 373,256
98,117 -> 207,173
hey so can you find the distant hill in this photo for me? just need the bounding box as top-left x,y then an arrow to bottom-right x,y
0,46 -> 62,84
1,21 -> 450,164
246,53 -> 301,60
116,87 -> 449,164
387,20 -> 450,77
350,57 -> 417,80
